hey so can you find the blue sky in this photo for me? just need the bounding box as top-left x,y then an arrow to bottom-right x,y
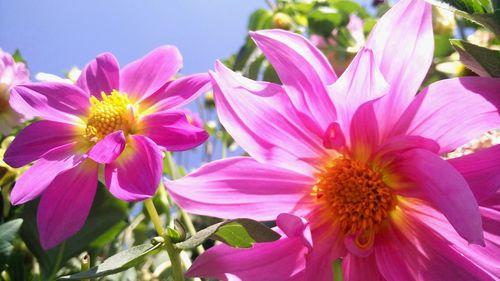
1,0 -> 268,168
1,0 -> 266,76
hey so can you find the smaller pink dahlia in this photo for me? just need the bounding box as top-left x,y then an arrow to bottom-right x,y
5,46 -> 210,249
0,49 -> 29,134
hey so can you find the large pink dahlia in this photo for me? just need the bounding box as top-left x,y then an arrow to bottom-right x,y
166,0 -> 500,279
0,49 -> 29,134
5,46 -> 210,249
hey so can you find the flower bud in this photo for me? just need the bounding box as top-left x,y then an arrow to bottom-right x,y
272,12 -> 293,30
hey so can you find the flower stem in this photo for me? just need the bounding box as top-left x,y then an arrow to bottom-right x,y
144,198 -> 164,236
144,198 -> 184,281
333,258 -> 344,281
48,242 -> 65,281
164,151 -> 205,254
179,207 -> 204,254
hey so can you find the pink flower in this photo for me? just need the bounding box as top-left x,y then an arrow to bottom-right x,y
166,0 -> 500,279
5,46 -> 210,249
0,50 -> 29,134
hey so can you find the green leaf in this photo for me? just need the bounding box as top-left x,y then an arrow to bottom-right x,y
57,240 -> 163,280
12,49 -> 27,64
0,219 -> 23,264
308,7 -> 345,37
233,40 -> 256,71
19,185 -> 128,279
434,34 -> 454,57
263,63 -> 281,84
428,0 -> 499,37
175,218 -> 280,250
451,39 -> 500,76
245,55 -> 266,80
428,0 -> 490,14
330,0 -> 369,18
248,9 -> 273,31
470,10 -> 500,38
232,9 -> 273,73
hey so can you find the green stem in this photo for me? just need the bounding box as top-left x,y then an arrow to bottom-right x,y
144,198 -> 184,281
164,152 -> 205,254
144,198 -> 165,236
48,242 -> 65,281
157,186 -> 172,225
333,258 -> 344,281
179,207 -> 204,254
165,151 -> 179,180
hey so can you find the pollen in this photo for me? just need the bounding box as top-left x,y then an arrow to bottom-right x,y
85,90 -> 134,142
312,157 -> 395,238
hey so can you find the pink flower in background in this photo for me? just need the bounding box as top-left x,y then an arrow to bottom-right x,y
167,0 -> 500,279
5,46 -> 210,249
0,50 -> 29,134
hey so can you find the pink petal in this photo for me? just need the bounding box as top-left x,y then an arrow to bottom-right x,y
10,144 -> 84,205
211,61 -> 326,176
76,52 -> 120,97
250,29 -> 337,130
394,148 -> 484,245
374,226 -> 415,280
366,0 -> 433,136
186,213 -> 311,281
401,202 -> 498,280
276,213 -> 312,249
343,253 -> 385,281
105,135 -> 162,201
37,159 -> 98,249
4,120 -> 80,168
120,46 -> 182,102
349,98 -> 381,162
393,77 -> 500,154
371,134 -> 440,166
166,157 -> 314,221
87,130 -> 126,164
141,73 -> 211,113
304,222 -> 345,281
9,83 -> 89,124
138,111 -> 208,151
448,145 -> 500,203
329,48 -> 388,134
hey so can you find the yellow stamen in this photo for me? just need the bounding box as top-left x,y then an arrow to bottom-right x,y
312,157 -> 395,247
85,90 -> 134,142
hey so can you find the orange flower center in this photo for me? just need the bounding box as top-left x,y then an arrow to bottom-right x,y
312,157 -> 395,238
85,90 -> 135,142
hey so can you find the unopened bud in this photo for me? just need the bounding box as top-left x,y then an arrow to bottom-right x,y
272,12 -> 293,30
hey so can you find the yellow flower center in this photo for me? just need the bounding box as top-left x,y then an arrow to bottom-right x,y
85,90 -> 135,142
312,157 -> 395,245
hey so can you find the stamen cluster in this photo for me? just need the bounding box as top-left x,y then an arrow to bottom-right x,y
313,157 -> 395,235
85,90 -> 133,141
